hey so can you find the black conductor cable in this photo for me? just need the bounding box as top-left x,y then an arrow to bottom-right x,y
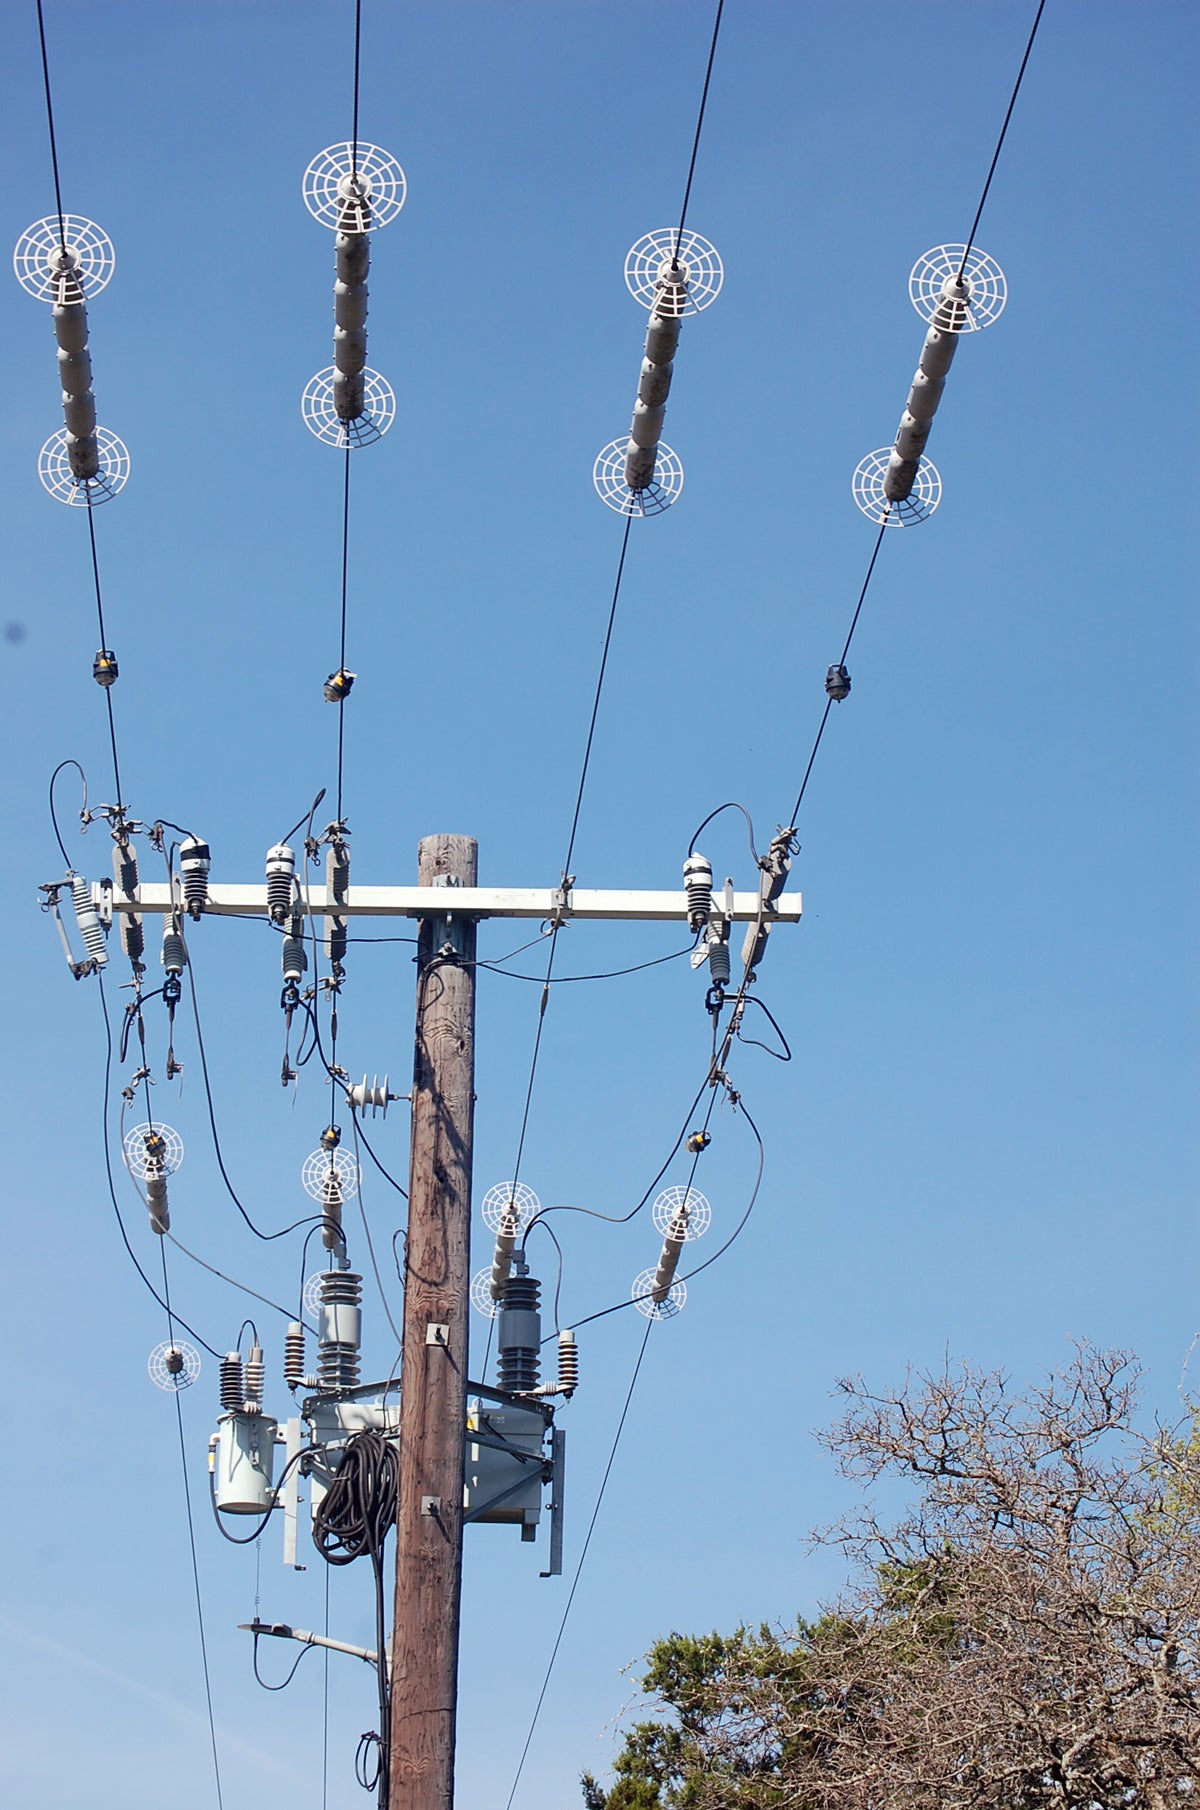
959,0 -> 1049,278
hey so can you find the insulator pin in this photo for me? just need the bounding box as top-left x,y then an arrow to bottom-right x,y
71,875 -> 108,969
284,1323 -> 306,1390
706,923 -> 731,989
825,663 -> 851,702
557,1329 -> 578,1396
497,1273 -> 541,1394
282,932 -> 307,984
317,1271 -> 362,1390
265,844 -> 296,923
179,838 -> 211,917
161,927 -> 188,974
243,1343 -> 265,1410
219,1353 -> 245,1411
683,853 -> 714,931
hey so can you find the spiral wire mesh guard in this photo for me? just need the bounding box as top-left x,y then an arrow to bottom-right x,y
470,1268 -> 500,1320
302,143 -> 407,231
38,427 -> 130,506
301,368 -> 396,448
593,438 -> 684,517
13,214 -> 116,301
123,1122 -> 185,1178
632,1269 -> 687,1319
148,1340 -> 202,1391
909,245 -> 1007,332
302,1147 -> 361,1202
624,229 -> 724,315
651,1185 -> 712,1241
852,448 -> 942,527
481,1181 -> 540,1235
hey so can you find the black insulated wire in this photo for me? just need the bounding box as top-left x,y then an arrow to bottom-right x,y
33,0 -> 66,249
502,1316 -> 654,1810
673,0 -> 726,261
959,0 -> 1049,278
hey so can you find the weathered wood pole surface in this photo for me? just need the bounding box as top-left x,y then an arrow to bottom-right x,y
390,834 -> 478,1810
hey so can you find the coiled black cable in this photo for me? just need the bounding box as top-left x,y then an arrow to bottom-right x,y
312,1428 -> 397,1807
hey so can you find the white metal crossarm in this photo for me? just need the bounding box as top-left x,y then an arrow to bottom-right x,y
92,882 -> 802,926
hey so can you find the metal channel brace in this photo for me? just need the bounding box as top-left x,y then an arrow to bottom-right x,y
272,1378 -> 564,1576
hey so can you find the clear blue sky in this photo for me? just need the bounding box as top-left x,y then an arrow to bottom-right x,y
0,4 -> 1195,1808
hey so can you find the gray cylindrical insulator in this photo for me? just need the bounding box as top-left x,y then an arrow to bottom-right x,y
894,411 -> 933,461
71,875 -> 108,967
489,1207 -> 521,1301
638,358 -> 674,409
62,391 -> 97,437
558,1329 -> 578,1396
334,279 -> 368,331
52,301 -> 89,353
644,314 -> 682,366
317,1271 -> 362,1390
281,933 -> 307,983
335,232 -> 370,285
265,844 -> 295,923
707,928 -> 731,989
219,1353 -> 245,1412
112,840 -> 139,900
120,913 -> 145,965
333,369 -> 366,421
161,928 -> 188,974
905,368 -> 945,423
919,326 -> 959,381
145,1172 -> 170,1235
244,1343 -> 265,1408
497,1274 -> 541,1394
652,1232 -> 684,1303
333,326 -> 367,376
57,345 -> 93,396
284,1323 -> 306,1390
319,1173 -> 344,1250
179,838 -> 211,917
683,853 -> 714,931
883,452 -> 920,501
67,433 -> 100,480
625,442 -> 657,491
629,400 -> 666,449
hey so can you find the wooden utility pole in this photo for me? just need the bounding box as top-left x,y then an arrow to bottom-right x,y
390,834 -> 478,1810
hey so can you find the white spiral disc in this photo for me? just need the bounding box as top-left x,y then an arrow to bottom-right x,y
302,143 -> 407,231
481,1182 -> 540,1235
624,229 -> 723,315
148,1341 -> 201,1391
470,1268 -> 500,1320
652,1185 -> 711,1241
123,1122 -> 184,1178
852,448 -> 942,527
13,214 -> 116,301
302,1147 -> 360,1202
302,1271 -> 330,1321
38,427 -> 130,506
301,367 -> 396,448
632,1269 -> 687,1320
908,245 -> 1007,332
593,438 -> 684,517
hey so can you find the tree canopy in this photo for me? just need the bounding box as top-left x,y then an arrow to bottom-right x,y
583,1344 -> 1200,1810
